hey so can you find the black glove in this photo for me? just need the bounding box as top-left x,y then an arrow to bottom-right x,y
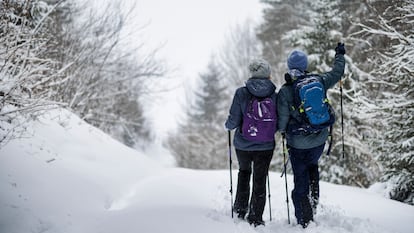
284,73 -> 292,83
335,42 -> 346,55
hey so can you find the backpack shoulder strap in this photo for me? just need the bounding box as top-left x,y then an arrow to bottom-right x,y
304,73 -> 326,87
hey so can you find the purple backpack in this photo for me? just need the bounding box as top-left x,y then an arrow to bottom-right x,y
242,95 -> 277,142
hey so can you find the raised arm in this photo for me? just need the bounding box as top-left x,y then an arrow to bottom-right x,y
320,43 -> 346,89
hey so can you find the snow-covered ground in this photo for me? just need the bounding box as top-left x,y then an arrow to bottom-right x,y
1,108 -> 413,233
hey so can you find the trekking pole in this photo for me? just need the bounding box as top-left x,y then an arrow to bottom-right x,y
280,155 -> 290,178
282,134 -> 291,224
340,79 -> 345,159
267,173 -> 272,221
228,130 -> 234,218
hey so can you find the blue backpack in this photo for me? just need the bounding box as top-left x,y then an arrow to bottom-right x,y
242,92 -> 277,142
290,75 -> 335,134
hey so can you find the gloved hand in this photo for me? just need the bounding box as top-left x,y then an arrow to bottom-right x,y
335,42 -> 346,55
284,73 -> 291,83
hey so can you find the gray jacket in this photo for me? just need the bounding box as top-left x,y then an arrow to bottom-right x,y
225,77 -> 277,151
277,54 -> 345,149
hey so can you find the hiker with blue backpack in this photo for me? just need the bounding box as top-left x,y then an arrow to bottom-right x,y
225,59 -> 277,227
277,43 -> 346,228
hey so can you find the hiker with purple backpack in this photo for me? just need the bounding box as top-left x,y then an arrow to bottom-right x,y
225,59 -> 277,227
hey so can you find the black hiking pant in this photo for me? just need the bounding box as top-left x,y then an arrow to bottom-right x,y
233,149 -> 273,222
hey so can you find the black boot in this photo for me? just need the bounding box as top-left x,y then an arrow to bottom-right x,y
247,193 -> 267,227
233,169 -> 251,220
247,215 -> 265,227
300,196 -> 313,228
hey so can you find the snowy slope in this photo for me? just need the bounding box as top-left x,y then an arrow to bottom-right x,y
1,109 -> 413,233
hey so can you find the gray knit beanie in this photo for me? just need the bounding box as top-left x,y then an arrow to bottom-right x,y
248,58 -> 271,78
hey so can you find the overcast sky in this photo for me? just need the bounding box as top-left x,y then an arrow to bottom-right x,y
132,0 -> 263,78
120,0 -> 264,138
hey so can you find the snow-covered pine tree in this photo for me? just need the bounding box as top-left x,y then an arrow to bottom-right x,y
302,0 -> 381,188
167,59 -> 228,169
351,0 -> 414,204
257,0 -> 381,187
257,0 -> 312,86
168,20 -> 264,169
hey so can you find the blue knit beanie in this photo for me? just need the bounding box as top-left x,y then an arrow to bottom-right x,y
287,50 -> 308,72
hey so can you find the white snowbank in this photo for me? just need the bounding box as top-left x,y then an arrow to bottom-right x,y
1,108 -> 413,233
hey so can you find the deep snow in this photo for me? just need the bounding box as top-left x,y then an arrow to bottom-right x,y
1,108 -> 413,233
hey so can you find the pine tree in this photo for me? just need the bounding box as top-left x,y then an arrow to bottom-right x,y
257,0 -> 312,86
299,0 -> 381,188
255,0 -> 413,205
256,0 -> 382,187
352,0 -> 414,204
167,59 -> 229,169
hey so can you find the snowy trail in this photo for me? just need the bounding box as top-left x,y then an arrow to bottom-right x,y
1,108 -> 414,233
98,168 -> 410,233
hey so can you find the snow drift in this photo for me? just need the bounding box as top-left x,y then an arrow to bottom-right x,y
0,108 -> 413,233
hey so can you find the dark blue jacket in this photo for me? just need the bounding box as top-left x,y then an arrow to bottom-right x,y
277,54 -> 345,149
225,78 -> 277,151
